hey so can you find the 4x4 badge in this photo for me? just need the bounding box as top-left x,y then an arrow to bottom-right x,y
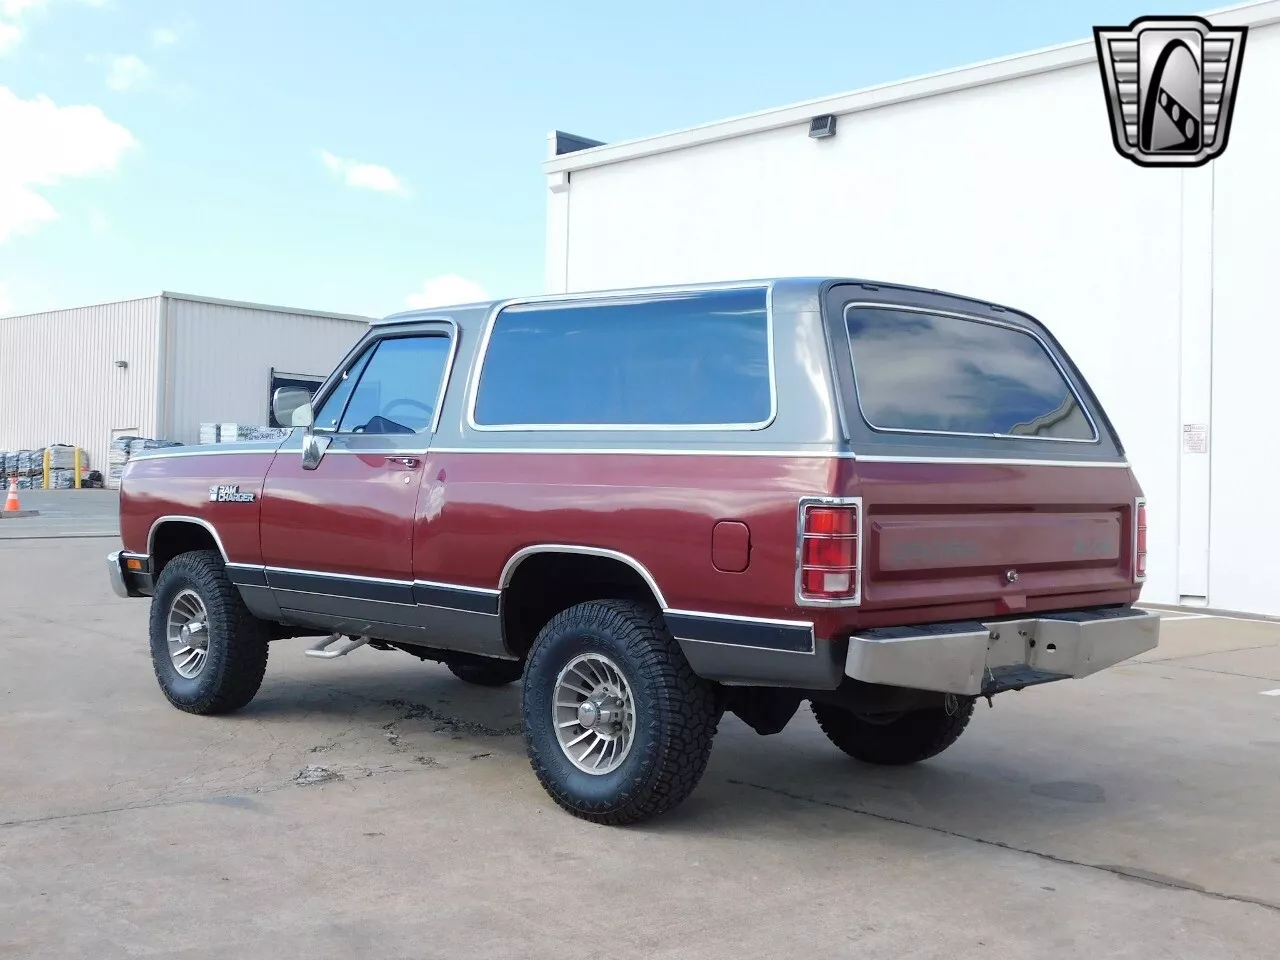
1093,16 -> 1247,168
209,484 -> 255,503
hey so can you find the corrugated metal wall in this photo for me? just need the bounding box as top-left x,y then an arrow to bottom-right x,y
162,296 -> 368,443
0,297 -> 161,477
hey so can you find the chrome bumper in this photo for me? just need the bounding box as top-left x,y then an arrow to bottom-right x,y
845,608 -> 1160,696
107,550 -> 150,599
107,551 -> 131,599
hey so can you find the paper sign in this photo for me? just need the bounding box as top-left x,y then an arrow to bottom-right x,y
1182,423 -> 1209,454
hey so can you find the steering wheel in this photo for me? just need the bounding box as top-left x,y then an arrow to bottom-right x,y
381,398 -> 433,427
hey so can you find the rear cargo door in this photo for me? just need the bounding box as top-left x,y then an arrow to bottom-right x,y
821,283 -> 1140,612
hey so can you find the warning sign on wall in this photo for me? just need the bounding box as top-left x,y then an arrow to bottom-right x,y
1182,423 -> 1209,454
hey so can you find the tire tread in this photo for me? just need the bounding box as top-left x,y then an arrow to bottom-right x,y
523,599 -> 719,825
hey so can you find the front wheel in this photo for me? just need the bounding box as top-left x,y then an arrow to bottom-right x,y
810,696 -> 975,766
149,550 -> 270,715
522,600 -> 720,825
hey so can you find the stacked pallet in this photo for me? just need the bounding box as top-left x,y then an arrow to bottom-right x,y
107,436 -> 184,489
198,423 -> 290,444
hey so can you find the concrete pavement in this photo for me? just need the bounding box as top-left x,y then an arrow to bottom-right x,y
1,536 -> 1277,959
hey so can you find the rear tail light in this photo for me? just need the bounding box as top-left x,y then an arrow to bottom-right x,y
797,499 -> 861,604
1134,499 -> 1147,582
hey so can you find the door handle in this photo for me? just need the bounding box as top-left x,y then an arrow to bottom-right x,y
385,456 -> 420,468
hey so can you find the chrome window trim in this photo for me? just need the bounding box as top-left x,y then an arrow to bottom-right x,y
464,283 -> 778,433
497,544 -> 669,609
794,495 -> 864,608
841,302 -> 1102,445
147,515 -> 230,563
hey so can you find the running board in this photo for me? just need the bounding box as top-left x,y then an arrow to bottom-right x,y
305,634 -> 370,659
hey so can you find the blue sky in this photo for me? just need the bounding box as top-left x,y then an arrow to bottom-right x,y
1,0 -> 1210,319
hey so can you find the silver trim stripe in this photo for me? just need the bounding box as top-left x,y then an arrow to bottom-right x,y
127,444 -> 1130,467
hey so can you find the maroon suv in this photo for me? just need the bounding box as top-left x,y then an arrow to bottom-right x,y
108,278 -> 1158,824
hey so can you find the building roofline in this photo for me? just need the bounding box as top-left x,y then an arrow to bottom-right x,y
159,291 -> 373,324
3,292 -> 375,324
543,0 -> 1280,175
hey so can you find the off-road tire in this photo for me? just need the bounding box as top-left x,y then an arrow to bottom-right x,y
810,697 -> 975,766
149,549 -> 270,715
447,658 -> 524,687
522,600 -> 720,825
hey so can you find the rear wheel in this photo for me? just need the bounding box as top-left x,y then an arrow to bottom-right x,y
149,550 -> 270,715
447,658 -> 524,687
810,696 -> 975,765
522,599 -> 720,825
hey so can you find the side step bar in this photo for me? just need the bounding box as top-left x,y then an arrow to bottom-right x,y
305,634 -> 370,659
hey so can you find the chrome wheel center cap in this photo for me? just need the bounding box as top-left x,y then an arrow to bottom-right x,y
577,700 -> 601,728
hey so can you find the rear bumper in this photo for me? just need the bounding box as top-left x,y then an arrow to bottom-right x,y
107,550 -> 152,599
845,607 -> 1159,696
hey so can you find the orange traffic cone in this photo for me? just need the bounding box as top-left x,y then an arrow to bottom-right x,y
3,478 -> 20,512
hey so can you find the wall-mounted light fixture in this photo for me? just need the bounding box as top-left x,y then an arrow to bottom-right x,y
114,360 -> 128,369
809,114 -> 837,139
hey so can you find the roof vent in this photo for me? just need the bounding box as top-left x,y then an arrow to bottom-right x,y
808,114 -> 837,139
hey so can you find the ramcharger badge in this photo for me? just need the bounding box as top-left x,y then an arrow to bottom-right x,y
209,484 -> 255,503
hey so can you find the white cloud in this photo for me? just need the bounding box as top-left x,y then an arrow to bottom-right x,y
1,0 -> 48,18
151,25 -> 177,46
0,0 -> 44,55
0,281 -> 13,316
0,85 -> 137,242
319,149 -> 410,197
0,19 -> 20,53
105,53 -> 150,91
405,274 -> 489,309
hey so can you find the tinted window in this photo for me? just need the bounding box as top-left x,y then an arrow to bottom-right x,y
844,307 -> 1095,440
313,349 -> 374,431
334,335 -> 451,435
473,289 -> 771,427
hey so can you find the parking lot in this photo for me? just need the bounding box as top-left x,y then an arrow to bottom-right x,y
1,506 -> 1278,959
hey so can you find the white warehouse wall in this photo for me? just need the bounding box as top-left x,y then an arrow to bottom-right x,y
1207,22 -> 1280,616
161,295 -> 368,444
555,61 -> 1187,605
0,297 -> 162,476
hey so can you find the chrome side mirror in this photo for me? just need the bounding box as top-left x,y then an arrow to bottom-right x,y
301,431 -> 331,471
272,386 -> 314,428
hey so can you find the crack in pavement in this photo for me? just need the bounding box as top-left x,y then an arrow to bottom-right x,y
379,697 -> 521,739
727,779 -> 1280,916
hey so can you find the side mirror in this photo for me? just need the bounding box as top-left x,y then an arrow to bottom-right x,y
272,386 -> 314,429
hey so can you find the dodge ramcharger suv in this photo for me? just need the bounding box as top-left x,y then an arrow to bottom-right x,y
109,278 -> 1158,824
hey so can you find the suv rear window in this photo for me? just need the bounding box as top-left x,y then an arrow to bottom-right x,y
844,306 -> 1096,441
472,288 -> 772,429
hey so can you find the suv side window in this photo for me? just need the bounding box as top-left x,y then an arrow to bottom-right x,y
313,334 -> 451,435
472,287 -> 771,428
312,348 -> 375,431
336,335 -> 451,435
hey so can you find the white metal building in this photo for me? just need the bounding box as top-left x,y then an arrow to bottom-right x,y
0,293 -> 370,476
542,1 -> 1280,617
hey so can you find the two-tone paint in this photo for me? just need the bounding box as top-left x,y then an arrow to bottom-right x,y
115,278 -> 1151,693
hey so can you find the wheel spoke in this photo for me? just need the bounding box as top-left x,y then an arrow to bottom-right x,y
552,652 -> 636,776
